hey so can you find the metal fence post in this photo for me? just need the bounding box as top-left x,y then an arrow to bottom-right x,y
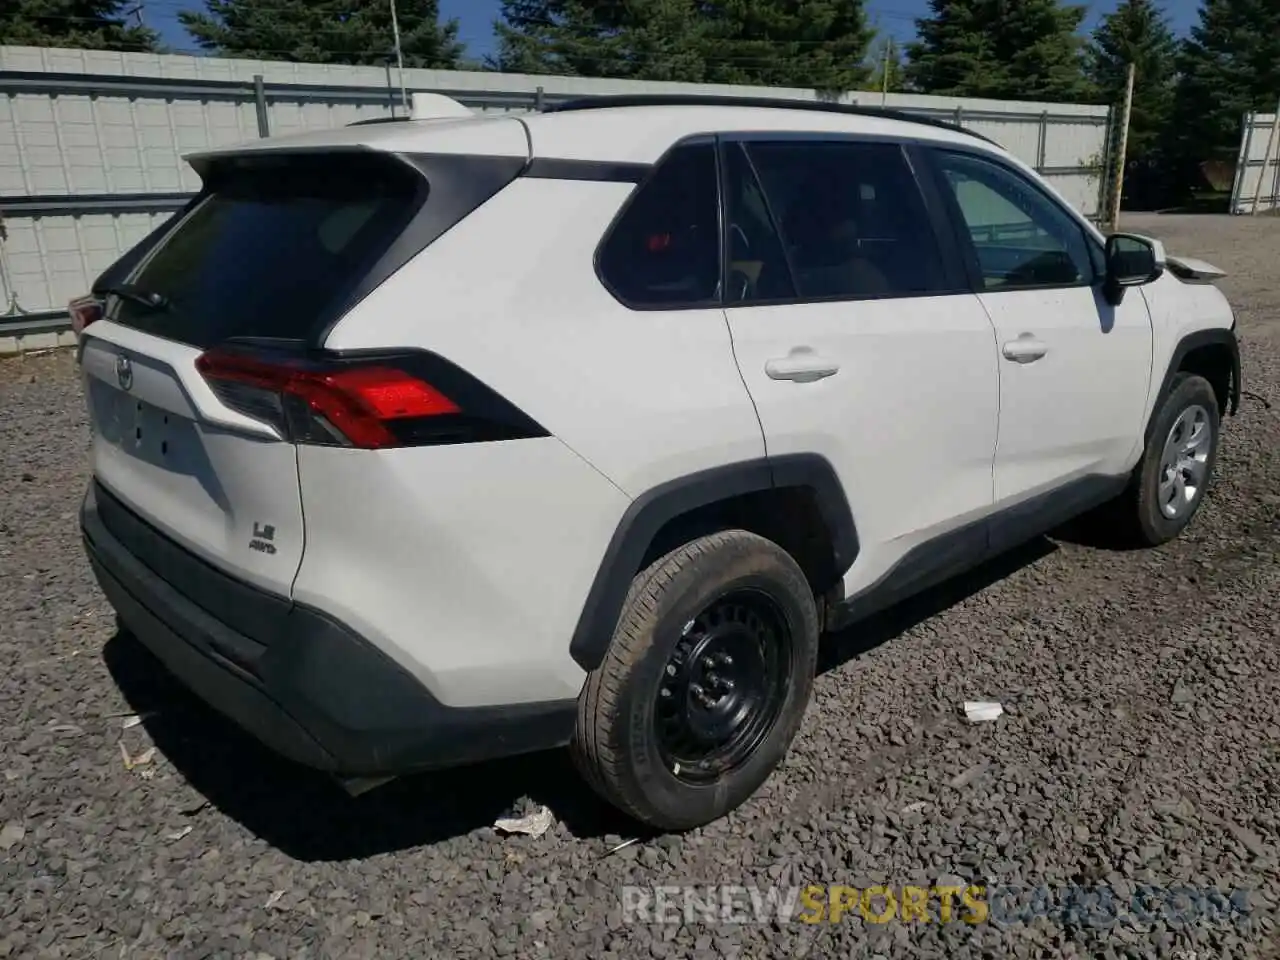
534,86 -> 545,112
1251,100 -> 1280,214
954,105 -> 963,127
1036,111 -> 1048,172
253,74 -> 270,137
1231,114 -> 1255,215
1273,122 -> 1280,211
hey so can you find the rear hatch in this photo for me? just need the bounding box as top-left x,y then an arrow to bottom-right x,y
78,128 -> 529,597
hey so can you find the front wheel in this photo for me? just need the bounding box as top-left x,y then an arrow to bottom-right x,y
1120,372 -> 1221,546
570,530 -> 818,831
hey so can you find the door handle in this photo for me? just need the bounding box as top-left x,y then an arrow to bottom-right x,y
1002,334 -> 1048,364
764,348 -> 840,383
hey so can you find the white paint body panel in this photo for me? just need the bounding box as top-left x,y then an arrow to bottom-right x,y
79,320 -> 305,597
979,285 -> 1154,504
323,177 -> 767,497
184,113 -> 530,163
1137,272 -> 1237,429
291,438 -> 628,708
723,295 -> 1001,596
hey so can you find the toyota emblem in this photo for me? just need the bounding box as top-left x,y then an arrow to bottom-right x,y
115,354 -> 133,392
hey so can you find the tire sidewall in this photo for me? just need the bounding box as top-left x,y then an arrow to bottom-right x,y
1138,375 -> 1221,543
617,541 -> 817,830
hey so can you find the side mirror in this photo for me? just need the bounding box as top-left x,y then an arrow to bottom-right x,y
1103,233 -> 1165,305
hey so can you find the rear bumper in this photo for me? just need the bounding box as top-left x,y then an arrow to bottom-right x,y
81,480 -> 576,776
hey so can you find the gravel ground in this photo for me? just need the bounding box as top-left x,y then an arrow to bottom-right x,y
2,213 -> 1279,959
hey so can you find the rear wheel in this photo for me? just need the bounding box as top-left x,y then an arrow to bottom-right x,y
571,530 -> 818,831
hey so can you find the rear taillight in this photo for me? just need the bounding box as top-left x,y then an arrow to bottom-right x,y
69,295 -> 102,336
195,346 -> 546,449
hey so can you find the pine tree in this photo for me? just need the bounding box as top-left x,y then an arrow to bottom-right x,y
488,1 -> 709,80
1171,0 -> 1280,170
700,0 -> 874,92
906,0 -> 1093,102
1088,0 -> 1176,158
0,0 -> 158,51
180,0 -> 464,68
489,0 -> 873,92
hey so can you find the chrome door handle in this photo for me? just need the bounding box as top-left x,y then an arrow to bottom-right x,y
1002,334 -> 1048,364
765,349 -> 840,383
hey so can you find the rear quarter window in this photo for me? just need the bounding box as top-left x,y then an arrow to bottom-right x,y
110,152 -> 425,348
596,142 -> 721,309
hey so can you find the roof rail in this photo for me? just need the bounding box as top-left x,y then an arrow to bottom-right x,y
347,116 -> 411,127
541,94 -> 1000,147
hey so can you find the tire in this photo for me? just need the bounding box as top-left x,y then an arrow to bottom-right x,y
570,530 -> 818,832
1117,372 -> 1221,547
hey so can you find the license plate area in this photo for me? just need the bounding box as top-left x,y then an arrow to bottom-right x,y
88,377 -> 194,471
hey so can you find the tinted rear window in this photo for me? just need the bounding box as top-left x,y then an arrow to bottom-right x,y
110,152 -> 424,347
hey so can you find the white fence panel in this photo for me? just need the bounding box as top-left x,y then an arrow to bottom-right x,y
0,211 -> 171,318
1231,112 -> 1280,214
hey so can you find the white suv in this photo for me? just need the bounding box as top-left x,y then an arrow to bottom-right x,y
73,95 -> 1241,831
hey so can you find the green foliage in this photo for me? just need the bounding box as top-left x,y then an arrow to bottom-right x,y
489,1 -> 711,80
489,0 -> 873,93
1171,0 -> 1280,166
179,0 -> 464,67
0,0 -> 158,51
906,0 -> 1094,102
703,0 -> 874,92
1088,0 -> 1177,160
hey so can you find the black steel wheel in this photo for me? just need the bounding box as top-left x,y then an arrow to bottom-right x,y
570,530 -> 819,832
653,590 -> 792,785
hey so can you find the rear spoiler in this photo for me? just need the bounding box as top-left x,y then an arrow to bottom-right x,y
347,93 -> 474,126
1165,255 -> 1227,284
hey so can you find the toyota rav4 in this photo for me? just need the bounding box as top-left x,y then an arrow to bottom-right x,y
73,94 -> 1241,831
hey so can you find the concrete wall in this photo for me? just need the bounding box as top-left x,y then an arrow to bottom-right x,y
1231,112 -> 1280,215
0,44 -> 1113,329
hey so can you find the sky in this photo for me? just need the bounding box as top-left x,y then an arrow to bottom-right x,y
146,0 -> 1204,62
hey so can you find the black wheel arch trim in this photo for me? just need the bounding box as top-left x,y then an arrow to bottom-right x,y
1144,328 -> 1241,446
568,453 -> 858,672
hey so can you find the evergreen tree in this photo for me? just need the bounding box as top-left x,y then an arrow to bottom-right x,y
180,0 -> 464,67
0,0 -> 157,51
488,1 -> 708,80
1171,0 -> 1280,170
1088,0 -> 1178,209
906,0 -> 1093,102
489,0 -> 873,92
701,0 -> 873,92
1088,0 -> 1176,160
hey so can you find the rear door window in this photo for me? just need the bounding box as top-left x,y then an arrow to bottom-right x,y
741,140 -> 952,302
110,152 -> 424,348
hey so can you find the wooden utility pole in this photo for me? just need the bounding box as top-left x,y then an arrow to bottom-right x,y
1109,62 -> 1136,232
1251,97 -> 1280,214
389,0 -> 409,112
881,39 -> 892,106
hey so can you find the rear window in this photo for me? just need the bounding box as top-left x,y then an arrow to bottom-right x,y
110,152 -> 424,347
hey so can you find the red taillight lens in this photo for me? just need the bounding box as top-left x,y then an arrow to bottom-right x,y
69,295 -> 102,336
195,348 -> 460,449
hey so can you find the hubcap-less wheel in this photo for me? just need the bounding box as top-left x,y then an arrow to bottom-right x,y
654,589 -> 791,785
1158,404 -> 1213,520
